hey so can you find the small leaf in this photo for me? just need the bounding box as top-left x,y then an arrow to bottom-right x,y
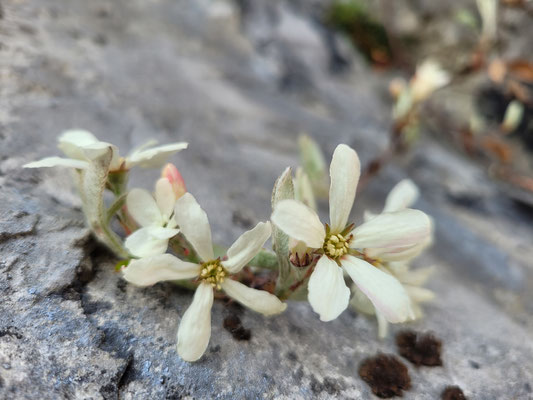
298,135 -> 328,196
271,167 -> 294,288
115,259 -> 131,272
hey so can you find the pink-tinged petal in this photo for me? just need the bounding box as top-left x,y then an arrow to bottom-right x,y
123,254 -> 200,287
271,200 -> 325,248
383,179 -> 419,213
342,256 -> 413,323
23,157 -> 88,170
222,222 -> 271,274
351,209 -> 431,252
221,279 -> 287,316
173,193 -> 214,262
329,144 -> 360,233
162,163 -> 187,199
127,188 -> 163,228
177,283 -> 214,362
308,255 -> 350,321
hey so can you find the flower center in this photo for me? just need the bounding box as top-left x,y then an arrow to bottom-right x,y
323,233 -> 350,260
199,259 -> 227,290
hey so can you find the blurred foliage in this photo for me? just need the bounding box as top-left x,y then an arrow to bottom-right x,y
325,0 -> 392,65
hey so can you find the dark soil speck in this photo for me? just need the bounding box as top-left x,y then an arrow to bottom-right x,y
396,330 -> 443,366
441,385 -> 467,400
223,314 -> 251,341
358,353 -> 411,398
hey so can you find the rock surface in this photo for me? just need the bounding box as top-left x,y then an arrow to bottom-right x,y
1,0 -> 532,399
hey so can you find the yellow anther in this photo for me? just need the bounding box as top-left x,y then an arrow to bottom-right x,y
323,232 -> 351,260
199,259 -> 227,290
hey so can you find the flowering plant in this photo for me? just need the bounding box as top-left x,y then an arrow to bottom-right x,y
25,131 -> 434,362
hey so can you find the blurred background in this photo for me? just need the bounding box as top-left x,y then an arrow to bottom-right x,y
1,0 -> 533,398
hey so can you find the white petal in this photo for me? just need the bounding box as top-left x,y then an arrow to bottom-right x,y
329,144 -> 360,232
124,227 -> 179,257
23,157 -> 88,169
271,200 -> 325,248
307,255 -> 350,321
123,253 -> 200,287
177,283 -> 214,362
222,222 -> 271,274
127,189 -> 163,228
127,142 -> 188,168
383,179 -> 419,213
174,193 -> 214,261
376,311 -> 389,339
82,142 -> 119,162
155,178 -> 176,221
350,286 -> 376,315
58,130 -> 99,159
363,210 -> 378,222
395,266 -> 434,286
351,209 -> 431,251
342,256 -> 413,323
221,279 -> 287,316
406,286 -> 435,303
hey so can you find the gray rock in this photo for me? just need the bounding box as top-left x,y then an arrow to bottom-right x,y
0,0 -> 532,399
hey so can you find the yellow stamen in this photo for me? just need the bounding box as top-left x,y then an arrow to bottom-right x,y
199,259 -> 227,290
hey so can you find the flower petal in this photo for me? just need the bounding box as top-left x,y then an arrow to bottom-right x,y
329,144 -> 360,233
123,253 -> 200,287
376,311 -> 389,339
383,179 -> 419,213
127,142 -> 188,168
271,199 -> 325,248
58,130 -> 99,160
307,255 -> 350,321
221,279 -> 287,316
23,157 -> 89,169
124,226 -> 179,257
177,283 -> 214,362
222,222 -> 271,274
351,209 -> 431,251
406,286 -> 435,303
155,178 -> 176,221
342,256 -> 413,323
350,285 -> 376,315
173,193 -> 214,262
127,188 -> 163,228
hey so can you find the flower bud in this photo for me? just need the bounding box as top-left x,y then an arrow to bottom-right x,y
161,163 -> 186,199
289,238 -> 313,268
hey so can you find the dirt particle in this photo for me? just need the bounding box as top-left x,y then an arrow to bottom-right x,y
223,314 -> 251,341
396,330 -> 443,366
441,385 -> 467,400
358,353 -> 411,398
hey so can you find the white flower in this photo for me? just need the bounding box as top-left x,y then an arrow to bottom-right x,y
363,179 -> 432,262
124,177 -> 182,258
410,60 -> 450,103
351,263 -> 435,338
123,193 -> 286,362
271,144 -> 431,322
23,130 -> 188,171
352,179 -> 435,337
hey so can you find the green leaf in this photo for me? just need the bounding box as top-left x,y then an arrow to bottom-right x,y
298,134 -> 328,197
271,167 -> 295,294
78,146 -> 130,258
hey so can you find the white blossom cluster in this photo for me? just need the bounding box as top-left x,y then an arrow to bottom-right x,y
25,131 -> 435,362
